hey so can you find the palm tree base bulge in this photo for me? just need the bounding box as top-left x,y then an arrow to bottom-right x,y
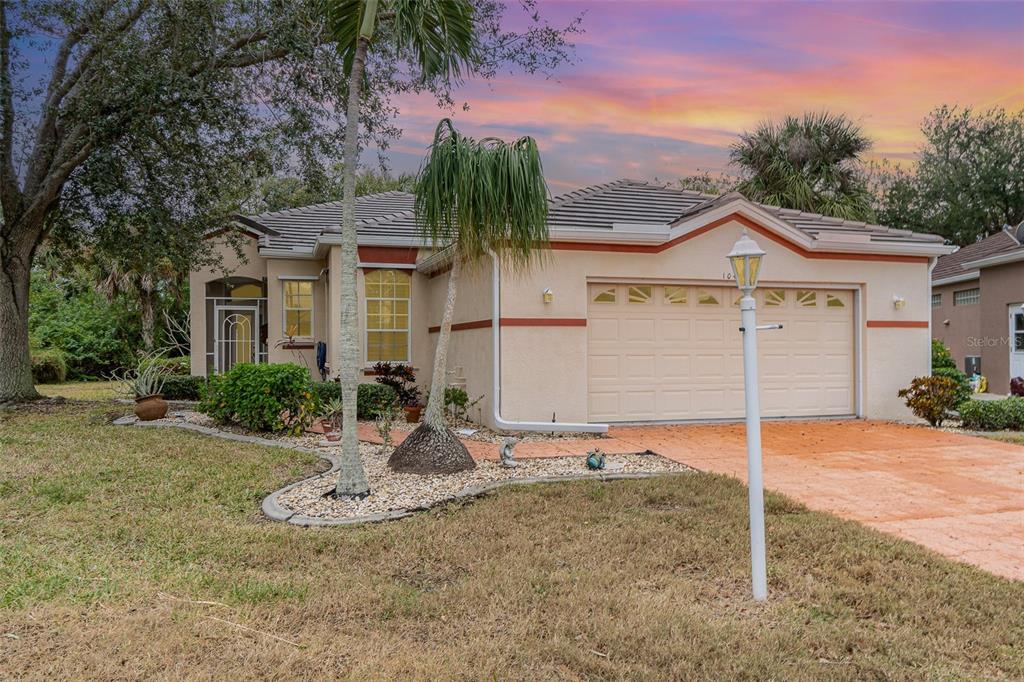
324,489 -> 371,501
387,422 -> 476,474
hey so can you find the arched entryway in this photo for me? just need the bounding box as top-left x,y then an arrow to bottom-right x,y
204,277 -> 268,374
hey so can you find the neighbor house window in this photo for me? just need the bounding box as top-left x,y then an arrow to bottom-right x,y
954,288 -> 980,306
932,292 -> 942,308
365,269 -> 410,363
283,280 -> 314,338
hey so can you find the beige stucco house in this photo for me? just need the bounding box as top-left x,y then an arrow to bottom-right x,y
931,223 -> 1024,394
190,180 -> 952,431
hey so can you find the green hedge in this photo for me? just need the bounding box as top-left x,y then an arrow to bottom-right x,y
933,367 -> 971,407
31,347 -> 68,384
312,381 -> 397,420
142,355 -> 191,376
161,375 -> 206,401
200,363 -> 317,434
959,397 -> 1024,431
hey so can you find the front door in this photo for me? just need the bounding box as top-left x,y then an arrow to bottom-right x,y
1010,305 -> 1024,381
215,306 -> 259,373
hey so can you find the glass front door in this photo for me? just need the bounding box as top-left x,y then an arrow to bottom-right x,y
215,306 -> 259,373
1011,306 -> 1024,381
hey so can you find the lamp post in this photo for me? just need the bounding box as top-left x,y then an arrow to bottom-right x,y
727,230 -> 768,601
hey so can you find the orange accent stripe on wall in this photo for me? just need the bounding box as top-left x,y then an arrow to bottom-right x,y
427,317 -> 588,333
550,212 -> 930,264
866,320 -> 929,328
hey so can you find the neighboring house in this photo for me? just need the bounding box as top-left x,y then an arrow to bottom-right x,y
931,223 -> 1024,394
190,180 -> 952,428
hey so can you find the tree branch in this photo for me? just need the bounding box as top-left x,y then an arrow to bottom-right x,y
0,0 -> 19,220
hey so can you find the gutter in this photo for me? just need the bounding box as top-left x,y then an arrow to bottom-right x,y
932,270 -> 980,287
490,255 -> 608,434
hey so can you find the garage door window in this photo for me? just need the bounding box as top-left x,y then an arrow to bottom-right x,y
628,286 -> 652,304
826,294 -> 846,308
697,289 -> 720,306
592,287 -> 616,303
797,290 -> 817,307
664,286 -> 687,305
764,289 -> 785,307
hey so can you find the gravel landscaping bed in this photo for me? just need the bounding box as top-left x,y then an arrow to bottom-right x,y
274,444 -> 690,520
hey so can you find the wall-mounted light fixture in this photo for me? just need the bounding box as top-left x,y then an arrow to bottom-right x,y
892,295 -> 907,310
542,287 -> 554,303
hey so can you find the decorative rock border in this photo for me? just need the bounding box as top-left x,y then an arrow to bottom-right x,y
115,415 -> 686,528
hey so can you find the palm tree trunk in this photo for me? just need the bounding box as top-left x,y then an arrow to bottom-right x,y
334,22 -> 374,498
424,254 -> 461,428
139,287 -> 156,351
387,254 -> 474,474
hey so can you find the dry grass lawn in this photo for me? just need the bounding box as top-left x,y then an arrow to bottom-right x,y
35,380 -> 120,401
1,401 -> 1022,680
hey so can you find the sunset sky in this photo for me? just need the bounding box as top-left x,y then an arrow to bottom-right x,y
383,0 -> 1024,192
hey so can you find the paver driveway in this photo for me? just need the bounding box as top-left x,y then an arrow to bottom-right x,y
607,420 -> 1024,581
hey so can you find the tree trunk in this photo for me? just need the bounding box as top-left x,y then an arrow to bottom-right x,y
139,287 -> 155,351
388,254 -> 474,474
334,33 -> 372,499
0,247 -> 39,401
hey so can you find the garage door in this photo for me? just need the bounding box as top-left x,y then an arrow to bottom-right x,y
587,283 -> 854,422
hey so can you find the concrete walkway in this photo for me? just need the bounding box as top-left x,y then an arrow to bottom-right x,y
358,420 -> 1023,580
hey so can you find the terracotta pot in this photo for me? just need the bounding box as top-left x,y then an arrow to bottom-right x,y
134,394 -> 168,421
403,405 -> 422,423
325,432 -> 341,442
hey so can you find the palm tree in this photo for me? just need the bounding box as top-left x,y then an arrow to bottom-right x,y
387,118 -> 549,474
731,112 -> 875,221
324,0 -> 476,498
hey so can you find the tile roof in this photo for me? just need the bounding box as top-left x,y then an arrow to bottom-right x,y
932,229 -> 1021,281
241,179 -> 947,256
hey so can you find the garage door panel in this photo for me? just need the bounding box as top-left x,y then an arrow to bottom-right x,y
588,283 -> 854,422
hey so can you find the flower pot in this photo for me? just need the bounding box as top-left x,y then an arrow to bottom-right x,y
325,432 -> 341,442
134,394 -> 168,421
403,405 -> 422,423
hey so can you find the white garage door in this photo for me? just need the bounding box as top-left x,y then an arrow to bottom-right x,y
587,283 -> 854,422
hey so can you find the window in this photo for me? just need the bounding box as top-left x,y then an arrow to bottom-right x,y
764,289 -> 785,307
592,287 -> 616,303
628,285 -> 652,304
1014,312 -> 1024,352
664,286 -> 687,305
954,288 -> 980,306
931,292 -> 942,308
796,290 -> 817,307
826,293 -> 846,308
283,281 -> 313,338
365,269 -> 410,362
697,289 -> 719,306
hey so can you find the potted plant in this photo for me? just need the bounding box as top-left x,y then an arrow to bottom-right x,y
114,352 -> 171,421
320,398 -> 345,441
372,362 -> 422,423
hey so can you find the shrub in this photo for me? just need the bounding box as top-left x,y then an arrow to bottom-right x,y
311,381 -> 397,420
372,362 -> 420,407
142,355 -> 190,376
959,397 -> 1024,431
933,367 -> 971,406
161,375 -> 206,401
444,386 -> 469,419
1011,377 -> 1024,398
898,375 -> 960,426
31,347 -> 68,384
199,363 -> 317,434
931,339 -> 955,370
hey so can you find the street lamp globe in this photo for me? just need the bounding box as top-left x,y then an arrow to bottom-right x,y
727,230 -> 766,291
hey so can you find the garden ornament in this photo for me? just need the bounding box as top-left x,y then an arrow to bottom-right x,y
586,448 -> 606,470
500,438 -> 520,468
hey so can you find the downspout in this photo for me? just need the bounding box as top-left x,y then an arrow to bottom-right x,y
928,256 -> 938,374
491,255 -> 608,433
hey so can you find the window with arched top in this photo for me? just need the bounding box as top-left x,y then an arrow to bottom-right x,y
365,269 -> 411,362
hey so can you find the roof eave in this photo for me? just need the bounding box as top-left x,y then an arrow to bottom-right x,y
960,249 -> 1024,271
933,270 -> 981,287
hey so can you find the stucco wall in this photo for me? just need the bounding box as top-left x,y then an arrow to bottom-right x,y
978,263 -> 1024,394
265,258 -> 328,377
931,280 -> 982,372
494,219 -> 931,423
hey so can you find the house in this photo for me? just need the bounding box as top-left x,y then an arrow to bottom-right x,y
931,223 -> 1024,394
189,180 -> 952,430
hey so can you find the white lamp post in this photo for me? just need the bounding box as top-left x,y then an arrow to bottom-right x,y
727,230 -> 769,601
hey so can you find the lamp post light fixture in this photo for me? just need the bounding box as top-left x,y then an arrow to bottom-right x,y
727,230 -> 769,601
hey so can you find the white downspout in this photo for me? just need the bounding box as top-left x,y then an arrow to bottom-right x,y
491,255 -> 608,433
928,256 -> 938,374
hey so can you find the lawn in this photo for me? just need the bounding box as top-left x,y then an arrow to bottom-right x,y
35,380 -> 120,401
978,431 -> 1024,446
1,402 -> 1022,680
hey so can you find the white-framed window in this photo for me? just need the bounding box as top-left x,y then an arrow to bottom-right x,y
283,280 -> 314,338
954,288 -> 980,306
365,269 -> 411,363
932,292 -> 942,308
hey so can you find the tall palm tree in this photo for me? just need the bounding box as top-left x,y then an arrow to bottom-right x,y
387,118 -> 549,474
324,0 -> 476,498
731,112 -> 875,221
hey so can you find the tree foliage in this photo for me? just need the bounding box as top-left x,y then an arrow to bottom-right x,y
873,106 -> 1024,245
730,112 -> 874,220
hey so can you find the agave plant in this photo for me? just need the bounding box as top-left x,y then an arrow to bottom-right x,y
111,351 -> 170,399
